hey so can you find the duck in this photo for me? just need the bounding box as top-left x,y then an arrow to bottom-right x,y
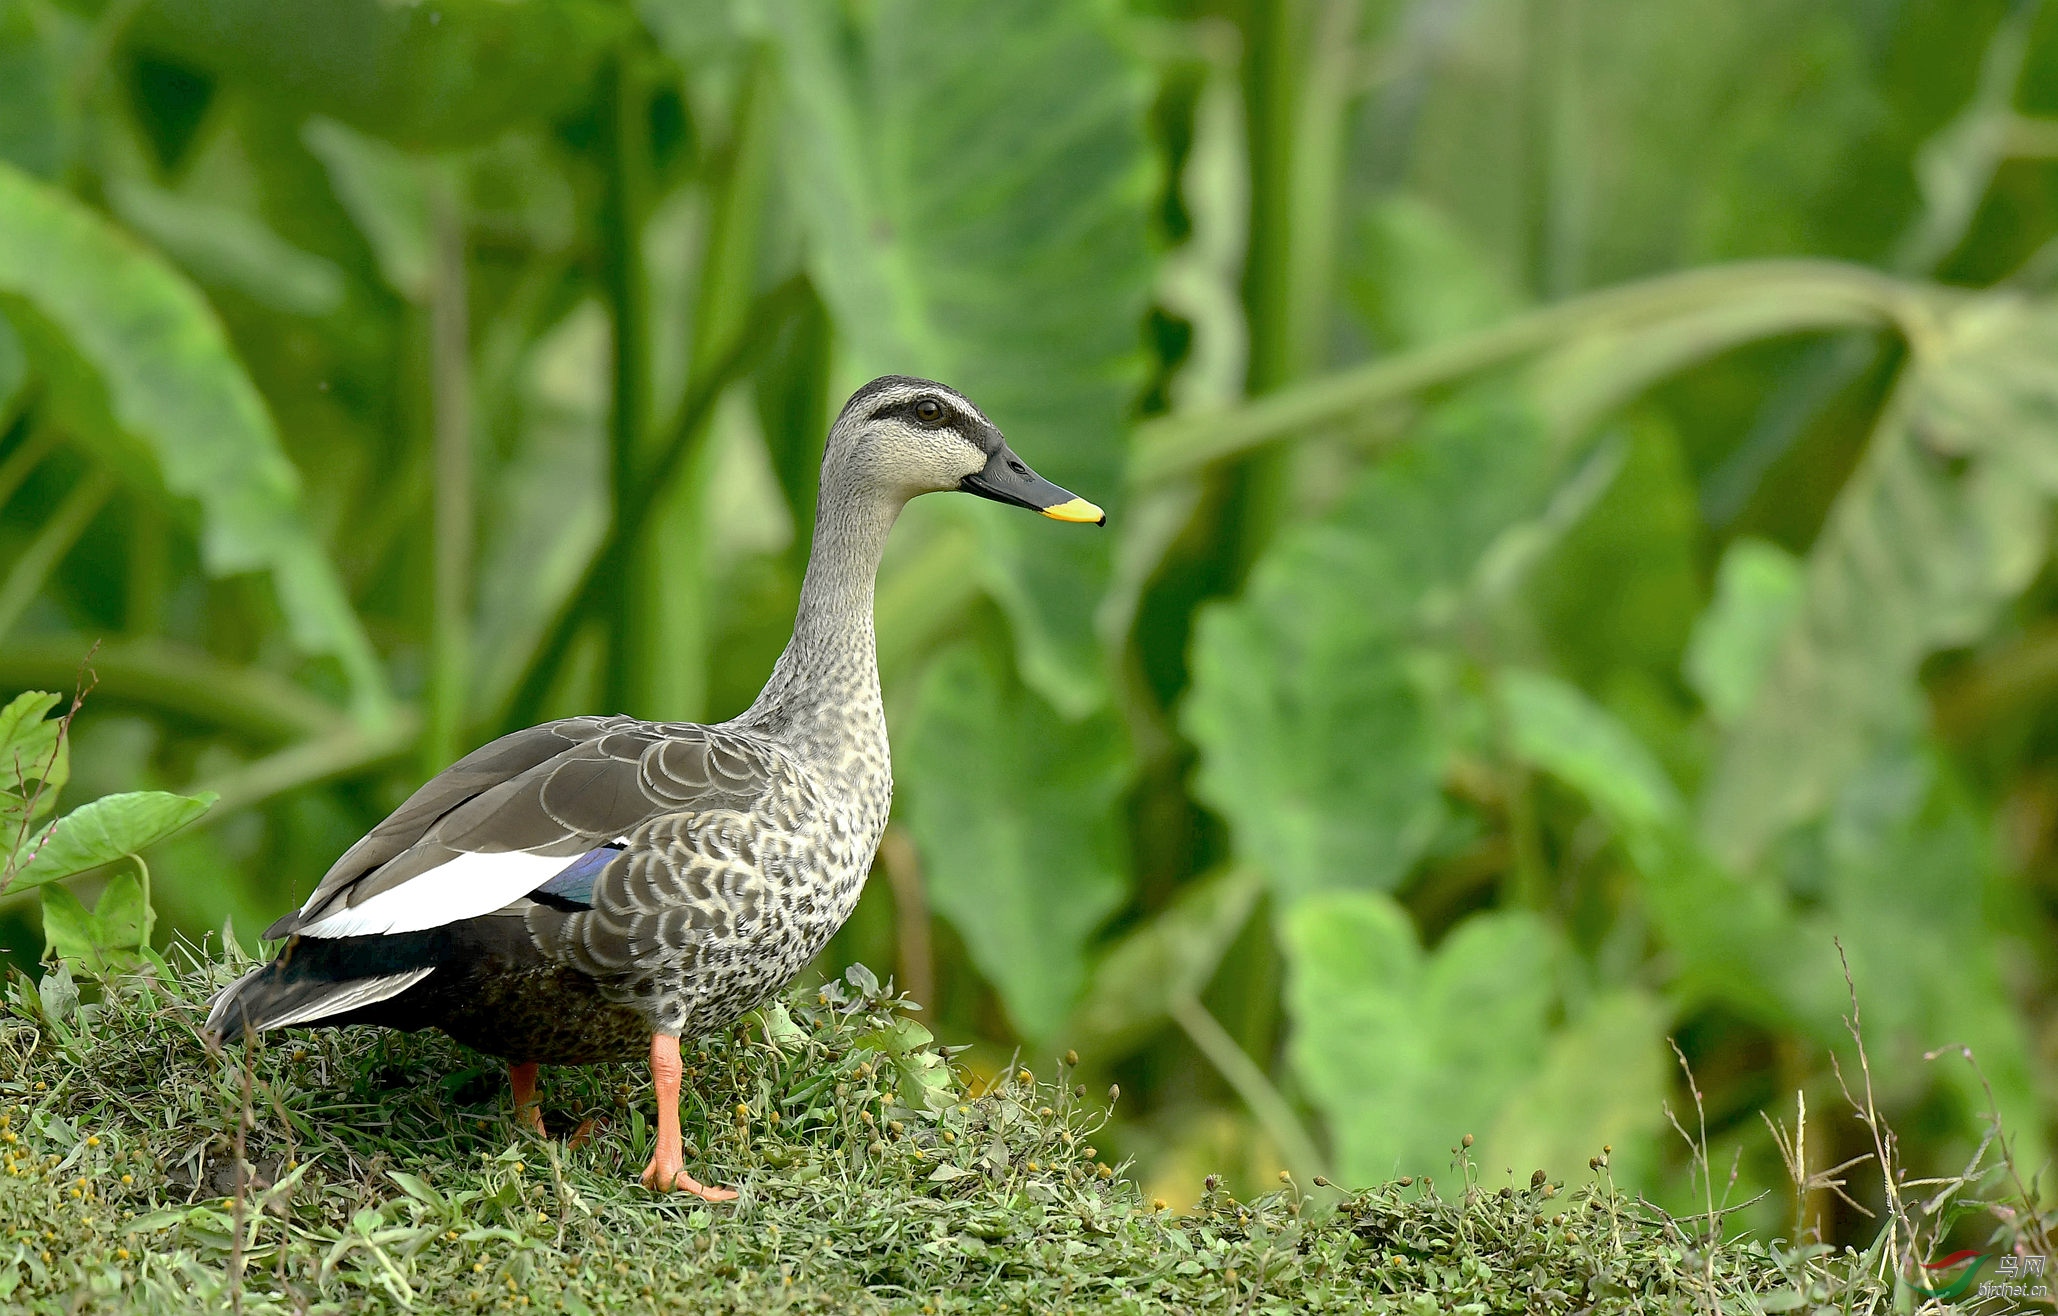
204,376 -> 1104,1199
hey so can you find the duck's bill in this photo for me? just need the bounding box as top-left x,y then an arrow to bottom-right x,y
959,444 -> 1107,526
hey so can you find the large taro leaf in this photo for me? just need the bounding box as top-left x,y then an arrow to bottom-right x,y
105,178 -> 345,319
1282,892 -> 1555,1186
131,0 -> 625,150
0,164 -> 389,720
1393,0 -> 1891,284
0,0 -> 79,180
1702,296 -> 2058,867
1496,668 -> 1842,1035
766,0 -> 1155,715
1528,414 -> 1702,699
1682,538 -> 1803,725
1486,990 -> 1671,1193
1814,751 -> 2045,1173
1496,664 -> 2042,1176
1183,396 -> 1553,900
902,640 -> 1130,1042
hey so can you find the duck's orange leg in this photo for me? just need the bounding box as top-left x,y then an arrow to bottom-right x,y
639,1033 -> 737,1200
509,1061 -> 546,1136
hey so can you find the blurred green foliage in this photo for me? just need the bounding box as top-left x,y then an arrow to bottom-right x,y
3,0 -> 2058,1242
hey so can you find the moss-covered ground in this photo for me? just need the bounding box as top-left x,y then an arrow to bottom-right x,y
0,950 -> 1894,1313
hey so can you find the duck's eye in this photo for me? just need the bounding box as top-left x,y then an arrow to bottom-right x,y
913,398 -> 947,426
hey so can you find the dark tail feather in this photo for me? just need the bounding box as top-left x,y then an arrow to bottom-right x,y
203,964 -> 434,1039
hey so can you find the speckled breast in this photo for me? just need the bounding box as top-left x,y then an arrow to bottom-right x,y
529,739 -> 890,1043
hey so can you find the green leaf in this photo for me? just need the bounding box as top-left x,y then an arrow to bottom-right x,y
902,640 -> 1130,1041
1342,195 -> 1520,351
300,118 -> 433,301
1486,990 -> 1671,1191
1814,752 -> 2046,1173
1499,669 -> 1686,837
0,0 -> 79,179
0,163 -> 390,719
132,0 -> 628,149
11,790 -> 215,890
1283,892 -> 1556,1186
1703,297 -> 2058,865
40,871 -> 146,974
1184,395 -> 1553,899
1497,666 -> 1841,1034
855,1015 -> 957,1113
753,1000 -> 806,1053
35,959 -> 75,1024
767,0 -> 1156,714
0,689 -> 66,832
1530,416 -> 1703,696
1063,865 -> 1261,1061
1683,539 -> 1803,724
0,299 -> 23,415
105,177 -> 345,317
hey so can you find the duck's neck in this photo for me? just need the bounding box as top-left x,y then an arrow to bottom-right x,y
739,477 -> 897,773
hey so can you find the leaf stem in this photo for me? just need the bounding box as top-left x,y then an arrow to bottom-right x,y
191,713 -> 420,820
629,44 -> 779,721
879,826 -> 933,1010
1168,990 -> 1328,1187
496,278 -> 809,729
132,851 -> 151,945
0,465 -> 114,645
425,171 -> 472,772
0,422 -> 57,511
1129,260 -> 1939,485
0,634 -> 350,742
601,48 -> 653,716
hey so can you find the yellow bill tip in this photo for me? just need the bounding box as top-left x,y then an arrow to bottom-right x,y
1042,497 -> 1106,525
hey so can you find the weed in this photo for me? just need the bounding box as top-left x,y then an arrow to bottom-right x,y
0,949 -> 1989,1313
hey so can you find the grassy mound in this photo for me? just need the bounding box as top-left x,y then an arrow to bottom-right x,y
0,952 -> 1885,1313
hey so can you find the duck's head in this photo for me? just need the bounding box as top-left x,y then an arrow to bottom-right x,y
825,375 -> 1105,525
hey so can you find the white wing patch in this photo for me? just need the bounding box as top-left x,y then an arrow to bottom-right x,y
297,850 -> 576,938
260,968 -> 438,1028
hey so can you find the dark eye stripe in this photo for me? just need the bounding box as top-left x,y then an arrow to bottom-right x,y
867,396 -> 957,428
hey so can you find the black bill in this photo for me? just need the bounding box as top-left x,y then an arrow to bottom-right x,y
958,443 -> 1106,525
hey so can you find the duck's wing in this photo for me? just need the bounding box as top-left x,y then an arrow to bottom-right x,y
266,718 -> 776,941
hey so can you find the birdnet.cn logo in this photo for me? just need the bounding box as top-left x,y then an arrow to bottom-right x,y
1905,1249 -> 2048,1303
